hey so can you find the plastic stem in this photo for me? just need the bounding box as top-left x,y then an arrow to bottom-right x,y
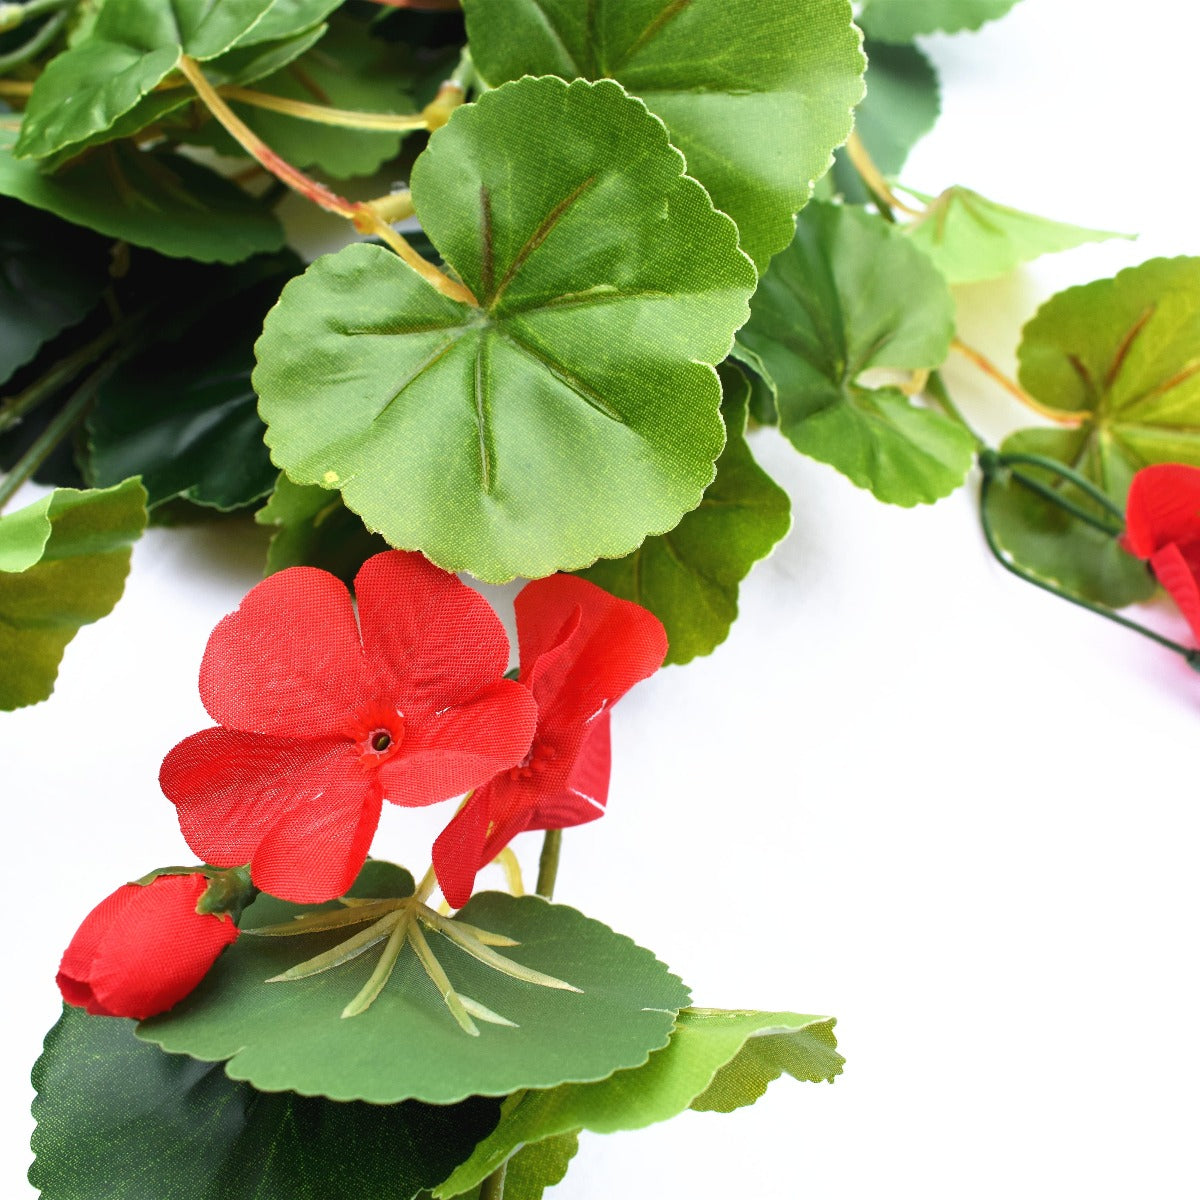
216,86 -> 429,132
989,450 -> 1126,523
1006,468 -> 1124,537
0,2 -> 70,71
843,131 -> 920,220
480,1163 -> 507,1200
925,370 -> 984,447
0,0 -> 72,33
536,829 -> 562,901
952,338 -> 1087,427
979,471 -> 1200,668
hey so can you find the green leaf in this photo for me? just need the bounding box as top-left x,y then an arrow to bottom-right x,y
229,0 -> 341,45
738,200 -> 972,505
859,0 -> 1022,41
256,474 -> 390,584
990,257 -> 1200,604
254,76 -> 756,582
832,40 -> 940,205
87,260 -> 297,510
444,1134 -> 580,1200
0,199 -> 111,386
0,478 -> 147,710
0,131 -> 284,263
30,1005 -> 502,1200
578,366 -> 791,664
201,15 -> 419,179
901,185 -> 1132,284
138,861 -> 691,1105
435,1008 -> 841,1198
15,0 -> 278,160
462,0 -> 865,270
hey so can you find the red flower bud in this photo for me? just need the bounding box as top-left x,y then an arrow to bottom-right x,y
57,874 -> 239,1020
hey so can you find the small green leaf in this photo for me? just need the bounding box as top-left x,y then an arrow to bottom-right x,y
0,478 -> 147,710
87,259 -> 299,510
254,76 -> 756,582
738,200 -> 972,505
256,474 -> 389,584
229,0 -> 341,45
0,199 -> 111,386
0,131 -> 283,263
859,0 -> 1022,42
991,257 -> 1200,604
462,0 -> 865,270
444,1133 -> 580,1200
902,185 -> 1132,284
138,863 -> 690,1105
578,367 -> 791,664
435,1008 -> 841,1198
832,40 -> 940,205
15,0 -> 278,161
30,1005 -> 501,1200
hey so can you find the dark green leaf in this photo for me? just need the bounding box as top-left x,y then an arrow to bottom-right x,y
139,863 -> 690,1104
0,132 -> 284,263
832,40 -> 940,205
15,0 -> 278,160
435,1008 -> 841,1198
0,478 -> 147,709
738,200 -> 971,505
859,0 -> 1022,42
578,367 -> 791,664
255,474 -> 390,584
0,199 -> 111,385
462,0 -> 865,270
30,1004 -> 501,1200
902,185 -> 1131,284
254,76 -> 756,582
992,257 -> 1200,605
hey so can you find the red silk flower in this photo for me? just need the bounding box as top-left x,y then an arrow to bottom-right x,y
57,874 -> 239,1020
160,551 -> 537,904
433,575 -> 667,909
1123,464 -> 1200,639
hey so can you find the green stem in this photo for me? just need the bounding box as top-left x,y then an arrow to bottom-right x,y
988,450 -> 1127,524
979,471 -> 1200,669
926,370 -> 984,447
1007,468 -> 1124,537
0,357 -> 119,512
535,828 -> 562,901
0,1 -> 72,72
480,1162 -> 507,1200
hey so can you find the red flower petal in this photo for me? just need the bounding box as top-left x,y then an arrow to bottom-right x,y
378,678 -> 537,807
431,792 -> 494,910
57,875 -> 238,1019
355,551 -> 513,719
1151,543 -> 1200,641
528,713 -> 612,831
160,728 -> 380,903
199,566 -> 366,737
1123,464 -> 1200,558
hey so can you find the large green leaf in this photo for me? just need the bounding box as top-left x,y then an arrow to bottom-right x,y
462,0 -> 865,270
30,1005 -> 501,1200
435,1008 -> 842,1197
0,478 -> 147,710
859,0 -> 1022,41
254,76 -> 756,582
738,200 -> 971,505
902,185 -> 1131,284
989,257 -> 1200,605
139,860 -> 690,1104
255,474 -> 390,584
578,366 -> 791,664
231,0 -> 340,45
14,0 -> 278,160
0,199 -> 111,386
87,262 -> 297,509
0,129 -> 283,262
832,40 -> 940,205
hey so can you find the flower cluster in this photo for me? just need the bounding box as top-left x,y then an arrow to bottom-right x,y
56,551 -> 665,1018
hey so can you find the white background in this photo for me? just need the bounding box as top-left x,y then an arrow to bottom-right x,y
5,1 -> 1200,1196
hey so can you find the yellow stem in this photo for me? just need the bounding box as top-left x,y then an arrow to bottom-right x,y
844,131 -> 922,216
218,85 -> 429,132
179,55 -> 476,307
952,338 -> 1087,427
413,864 -> 440,905
0,79 -> 33,97
422,81 -> 465,132
362,188 -> 415,225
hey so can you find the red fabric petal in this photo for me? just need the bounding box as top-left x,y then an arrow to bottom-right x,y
527,713 -> 612,831
431,793 -> 495,910
1151,543 -> 1200,641
160,728 -> 379,903
378,678 -> 537,807
57,875 -> 238,1019
1123,464 -> 1200,558
515,575 -> 667,734
355,551 -> 513,719
199,566 -> 366,738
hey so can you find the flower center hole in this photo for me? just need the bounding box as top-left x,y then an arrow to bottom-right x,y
370,731 -> 392,752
